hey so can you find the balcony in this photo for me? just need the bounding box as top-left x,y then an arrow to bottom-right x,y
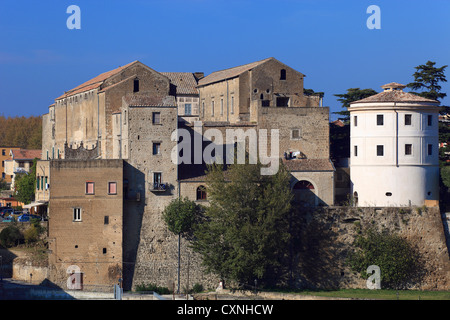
150,182 -> 169,193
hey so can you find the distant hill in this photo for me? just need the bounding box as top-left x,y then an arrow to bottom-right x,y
0,115 -> 42,149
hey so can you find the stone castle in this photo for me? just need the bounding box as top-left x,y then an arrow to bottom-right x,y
34,58 -> 449,291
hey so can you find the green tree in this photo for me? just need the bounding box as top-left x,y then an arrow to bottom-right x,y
191,161 -> 293,287
162,197 -> 201,293
347,228 -> 423,289
406,60 -> 447,103
14,158 -> 37,205
334,88 -> 378,121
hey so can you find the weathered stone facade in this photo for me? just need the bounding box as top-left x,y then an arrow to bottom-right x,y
40,58 -> 338,292
47,160 -> 123,290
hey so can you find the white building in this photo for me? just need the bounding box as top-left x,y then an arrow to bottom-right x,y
348,82 -> 440,207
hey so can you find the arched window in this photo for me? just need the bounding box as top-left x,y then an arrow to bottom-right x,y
280,69 -> 286,80
196,185 -> 207,200
293,180 -> 315,190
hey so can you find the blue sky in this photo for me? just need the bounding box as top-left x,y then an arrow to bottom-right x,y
0,0 -> 449,120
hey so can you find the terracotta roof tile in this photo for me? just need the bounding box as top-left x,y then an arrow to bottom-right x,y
122,94 -> 176,107
198,57 -> 273,87
352,82 -> 439,104
56,61 -> 138,100
161,72 -> 199,95
11,149 -> 42,160
281,158 -> 335,172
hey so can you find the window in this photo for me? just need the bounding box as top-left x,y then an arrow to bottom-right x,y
220,99 -> 224,115
354,145 -> 358,157
211,101 -> 215,116
152,112 -> 161,124
196,185 -> 207,200
1,160 -> 4,167
73,208 -> 82,221
185,103 -> 192,115
86,182 -> 95,194
153,172 -> 162,189
36,177 -> 40,190
386,192 -> 392,196
133,78 -> 139,92
405,114 -> 412,126
153,142 -> 161,155
103,248 -> 107,254
427,115 -> 432,126
280,69 -> 286,80
354,116 -> 358,127
377,114 -> 384,126
202,102 -> 205,117
428,144 -> 433,156
276,97 -> 289,107
377,145 -> 384,156
291,129 -> 301,140
231,96 -> 234,114
104,216 -> 109,225
18,162 -> 25,168
261,100 -> 270,107
1,149 -> 5,156
405,144 -> 412,155
108,182 -> 117,195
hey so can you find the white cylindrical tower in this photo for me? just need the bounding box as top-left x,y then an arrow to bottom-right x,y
348,82 -> 440,207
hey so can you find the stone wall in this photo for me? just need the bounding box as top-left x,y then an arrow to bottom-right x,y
294,206 -> 450,290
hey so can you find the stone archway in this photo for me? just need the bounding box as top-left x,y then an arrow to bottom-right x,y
293,180 -> 317,207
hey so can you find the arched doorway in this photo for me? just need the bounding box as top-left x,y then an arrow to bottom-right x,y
293,180 -> 317,206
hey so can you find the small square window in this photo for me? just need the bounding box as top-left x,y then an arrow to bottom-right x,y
377,145 -> 384,156
405,114 -> 412,126
153,142 -> 161,155
152,112 -> 161,124
291,129 -> 301,140
405,144 -> 412,155
73,208 -> 82,221
86,182 -> 95,194
108,182 -> 117,195
377,114 -> 384,126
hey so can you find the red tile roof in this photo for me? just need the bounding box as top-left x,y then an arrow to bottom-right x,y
122,94 -> 177,107
161,72 -> 199,95
56,61 -> 139,100
197,57 -> 273,87
11,149 -> 42,160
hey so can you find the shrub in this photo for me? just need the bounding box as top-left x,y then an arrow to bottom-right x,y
135,283 -> 171,294
192,283 -> 204,293
0,224 -> 23,248
347,228 -> 423,289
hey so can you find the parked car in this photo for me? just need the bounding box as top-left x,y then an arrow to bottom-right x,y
0,208 -> 14,218
17,214 -> 42,222
2,215 -> 15,222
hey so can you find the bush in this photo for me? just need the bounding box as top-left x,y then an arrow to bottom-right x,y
135,283 -> 171,294
0,225 -> 23,248
192,283 -> 204,293
347,228 -> 423,289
